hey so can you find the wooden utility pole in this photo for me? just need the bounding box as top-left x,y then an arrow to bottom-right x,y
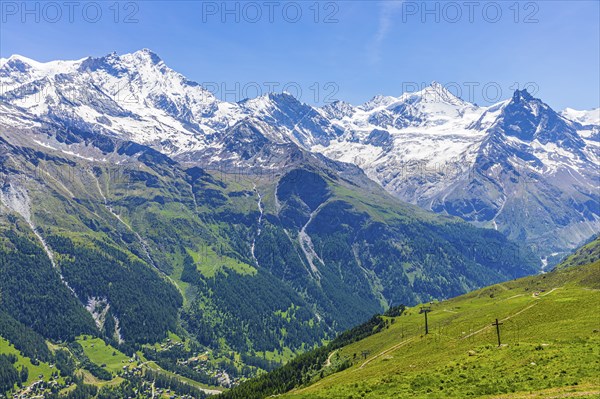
420,306 -> 432,335
492,318 -> 503,346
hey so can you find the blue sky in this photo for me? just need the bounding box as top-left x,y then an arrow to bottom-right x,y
1,1 -> 598,109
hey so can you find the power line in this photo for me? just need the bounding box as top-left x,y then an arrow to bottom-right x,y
420,306 -> 432,335
492,318 -> 503,347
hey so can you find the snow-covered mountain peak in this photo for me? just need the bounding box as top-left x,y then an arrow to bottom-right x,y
561,107 -> 600,126
236,91 -> 342,147
7,49 -> 221,114
503,89 -> 568,123
0,55 -> 33,70
78,53 -> 129,75
319,84 -> 486,145
0,54 -> 83,93
1,54 -> 83,74
511,88 -> 535,103
486,89 -> 587,156
132,48 -> 163,64
399,81 -> 472,108
78,50 -> 179,86
111,49 -> 166,74
360,94 -> 398,111
0,50 -> 238,156
238,91 -> 301,114
320,100 -> 356,120
263,91 -> 299,103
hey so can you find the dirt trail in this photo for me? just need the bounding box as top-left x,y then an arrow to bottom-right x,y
540,287 -> 561,297
324,349 -> 338,367
463,287 -> 561,340
359,337 -> 416,369
504,294 -> 525,301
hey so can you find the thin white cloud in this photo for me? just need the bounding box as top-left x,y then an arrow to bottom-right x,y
369,1 -> 404,66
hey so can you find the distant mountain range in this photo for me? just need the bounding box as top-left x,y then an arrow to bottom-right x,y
1,50 -> 597,262
317,85 -> 599,263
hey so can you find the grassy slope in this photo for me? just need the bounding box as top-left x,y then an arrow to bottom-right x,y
0,338 -> 58,386
555,235 -> 600,270
281,261 -> 600,399
76,336 -> 131,375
